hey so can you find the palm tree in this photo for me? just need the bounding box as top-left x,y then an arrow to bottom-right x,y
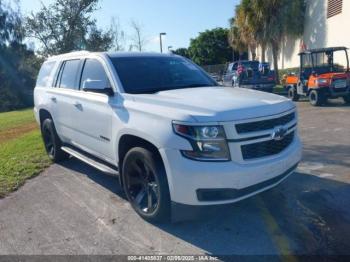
243,0 -> 305,83
229,0 -> 305,82
228,17 -> 247,60
234,2 -> 258,60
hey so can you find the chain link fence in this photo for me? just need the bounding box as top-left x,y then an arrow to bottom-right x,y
201,64 -> 227,75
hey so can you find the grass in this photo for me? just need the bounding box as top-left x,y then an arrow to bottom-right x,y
274,85 -> 286,94
0,109 -> 51,198
0,109 -> 36,132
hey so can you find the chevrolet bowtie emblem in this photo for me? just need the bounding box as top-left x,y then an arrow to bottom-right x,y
271,126 -> 288,141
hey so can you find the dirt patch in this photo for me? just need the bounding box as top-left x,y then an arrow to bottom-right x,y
0,122 -> 39,143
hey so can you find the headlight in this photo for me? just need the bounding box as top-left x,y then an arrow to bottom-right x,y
173,123 -> 230,161
316,78 -> 328,86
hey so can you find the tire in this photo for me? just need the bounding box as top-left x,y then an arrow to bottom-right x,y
309,89 -> 326,106
343,95 -> 350,104
41,118 -> 69,162
288,86 -> 300,101
122,147 -> 171,223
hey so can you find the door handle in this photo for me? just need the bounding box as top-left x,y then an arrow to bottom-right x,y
73,102 -> 83,110
51,97 -> 57,103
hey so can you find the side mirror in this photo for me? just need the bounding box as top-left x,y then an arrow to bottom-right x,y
82,80 -> 114,96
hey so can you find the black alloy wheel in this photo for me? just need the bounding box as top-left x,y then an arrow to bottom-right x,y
126,158 -> 159,214
41,118 -> 69,162
42,123 -> 54,157
122,147 -> 170,223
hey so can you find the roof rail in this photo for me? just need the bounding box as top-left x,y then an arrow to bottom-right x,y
48,50 -> 91,60
67,50 -> 90,55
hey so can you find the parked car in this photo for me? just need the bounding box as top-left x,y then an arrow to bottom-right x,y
223,60 -> 276,93
209,73 -> 221,82
284,46 -> 350,106
34,51 -> 302,222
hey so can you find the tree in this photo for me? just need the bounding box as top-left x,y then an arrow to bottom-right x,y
188,28 -> 233,65
25,0 -> 113,56
110,17 -> 125,51
0,0 -> 23,45
85,25 -> 113,51
129,20 -> 147,52
0,0 -> 42,112
173,48 -> 190,58
228,18 -> 247,60
256,0 -> 305,82
234,1 -> 258,60
230,0 -> 305,82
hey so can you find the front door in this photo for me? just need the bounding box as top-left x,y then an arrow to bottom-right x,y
71,58 -> 114,161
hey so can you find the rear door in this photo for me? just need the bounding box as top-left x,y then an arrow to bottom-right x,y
49,59 -> 82,142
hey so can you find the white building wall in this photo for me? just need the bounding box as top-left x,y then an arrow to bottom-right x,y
255,0 -> 350,69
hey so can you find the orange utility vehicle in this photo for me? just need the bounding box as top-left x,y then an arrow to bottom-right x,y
284,47 -> 350,106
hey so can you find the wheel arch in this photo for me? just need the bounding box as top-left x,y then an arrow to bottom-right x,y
118,134 -> 165,187
39,108 -> 53,126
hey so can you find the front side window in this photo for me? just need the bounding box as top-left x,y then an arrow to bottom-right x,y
80,59 -> 110,89
58,59 -> 81,90
111,56 -> 216,94
36,61 -> 56,87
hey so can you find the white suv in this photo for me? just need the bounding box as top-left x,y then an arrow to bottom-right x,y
34,51 -> 302,222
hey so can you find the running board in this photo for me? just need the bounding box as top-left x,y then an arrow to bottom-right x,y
61,146 -> 119,176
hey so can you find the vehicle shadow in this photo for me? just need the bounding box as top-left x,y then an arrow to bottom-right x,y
300,97 -> 350,107
302,144 -> 350,169
60,158 -> 126,199
157,172 -> 350,255
59,158 -> 350,255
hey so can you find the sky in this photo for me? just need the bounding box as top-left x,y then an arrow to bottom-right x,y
19,0 -> 239,52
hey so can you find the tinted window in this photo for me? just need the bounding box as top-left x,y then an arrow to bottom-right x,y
80,59 -> 110,89
59,60 -> 80,90
111,56 -> 216,94
241,61 -> 259,71
36,61 -> 56,87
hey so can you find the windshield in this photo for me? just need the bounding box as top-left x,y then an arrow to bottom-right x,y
111,56 -> 217,94
241,61 -> 260,71
304,50 -> 349,74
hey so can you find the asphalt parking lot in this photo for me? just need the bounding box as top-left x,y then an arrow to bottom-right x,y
0,99 -> 349,255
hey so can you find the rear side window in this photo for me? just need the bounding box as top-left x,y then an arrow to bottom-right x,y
80,59 -> 110,89
36,61 -> 56,87
58,59 -> 81,90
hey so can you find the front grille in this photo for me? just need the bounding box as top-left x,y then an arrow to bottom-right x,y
236,112 -> 295,134
241,132 -> 294,160
332,87 -> 348,93
332,79 -> 348,92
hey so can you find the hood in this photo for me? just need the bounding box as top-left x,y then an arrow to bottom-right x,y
318,72 -> 350,79
127,86 -> 295,122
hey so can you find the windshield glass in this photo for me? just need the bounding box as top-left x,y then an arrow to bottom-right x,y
111,56 -> 217,94
310,50 -> 348,74
241,61 -> 259,71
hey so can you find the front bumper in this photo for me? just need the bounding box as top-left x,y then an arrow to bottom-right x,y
159,135 -> 302,206
170,163 -> 298,222
328,86 -> 350,97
